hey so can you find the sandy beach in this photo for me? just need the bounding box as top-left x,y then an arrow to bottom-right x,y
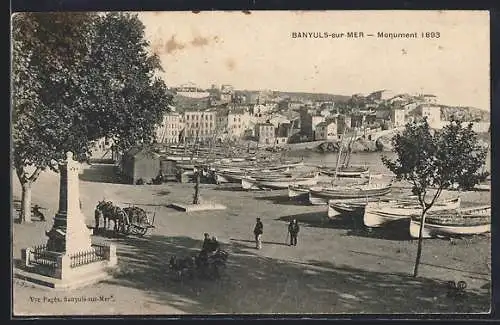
12,163 -> 491,315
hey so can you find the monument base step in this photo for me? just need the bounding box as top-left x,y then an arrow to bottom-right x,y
14,267 -> 112,291
169,202 -> 227,212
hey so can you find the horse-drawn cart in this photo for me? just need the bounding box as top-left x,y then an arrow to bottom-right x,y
122,204 -> 156,237
95,200 -> 155,237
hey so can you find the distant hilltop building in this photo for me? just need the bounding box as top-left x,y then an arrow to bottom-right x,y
175,82 -> 210,99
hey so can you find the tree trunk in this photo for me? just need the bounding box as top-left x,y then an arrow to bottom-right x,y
193,171 -> 200,204
20,182 -> 33,223
413,209 -> 428,277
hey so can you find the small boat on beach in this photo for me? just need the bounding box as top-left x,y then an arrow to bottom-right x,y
308,183 -> 393,205
242,173 -> 320,190
320,166 -> 370,178
288,178 -> 370,202
409,205 -> 491,238
362,197 -> 461,227
326,196 -> 415,219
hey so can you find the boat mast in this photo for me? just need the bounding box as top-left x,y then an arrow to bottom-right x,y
334,128 -> 347,179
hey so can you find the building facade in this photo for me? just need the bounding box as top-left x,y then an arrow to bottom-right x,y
255,123 -> 276,145
390,107 -> 406,127
183,110 -> 217,142
315,120 -> 338,141
156,112 -> 184,144
420,105 -> 441,128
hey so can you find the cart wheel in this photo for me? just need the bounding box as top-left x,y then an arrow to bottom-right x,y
122,225 -> 131,235
136,227 -> 147,236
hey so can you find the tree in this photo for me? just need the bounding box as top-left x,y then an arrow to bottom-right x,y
12,13 -> 98,223
12,12 -> 172,222
382,118 -> 488,277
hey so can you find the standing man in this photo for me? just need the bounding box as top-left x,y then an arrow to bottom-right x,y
288,219 -> 300,246
254,218 -> 263,249
202,233 -> 211,252
94,207 -> 102,232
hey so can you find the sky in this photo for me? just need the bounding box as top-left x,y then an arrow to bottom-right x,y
137,11 -> 490,110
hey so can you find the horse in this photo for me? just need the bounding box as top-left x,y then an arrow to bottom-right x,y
95,200 -> 128,232
169,255 -> 196,281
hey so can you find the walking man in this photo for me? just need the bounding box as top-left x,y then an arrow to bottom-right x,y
254,217 -> 263,249
288,219 -> 300,246
94,207 -> 102,232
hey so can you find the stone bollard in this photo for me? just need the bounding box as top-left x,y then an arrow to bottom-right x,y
22,248 -> 31,267
107,244 -> 117,266
55,254 -> 71,280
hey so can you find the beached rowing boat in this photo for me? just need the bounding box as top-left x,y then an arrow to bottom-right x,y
409,205 -> 491,238
288,178 -> 370,202
242,173 -> 320,190
362,197 -> 461,227
320,166 -> 370,178
308,183 -> 392,205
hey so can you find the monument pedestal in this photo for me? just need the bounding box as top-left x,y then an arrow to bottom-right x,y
17,152 -> 117,290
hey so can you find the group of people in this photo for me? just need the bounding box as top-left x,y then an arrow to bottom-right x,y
253,217 -> 300,249
201,233 -> 220,253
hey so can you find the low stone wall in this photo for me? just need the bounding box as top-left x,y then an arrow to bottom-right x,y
22,243 -> 117,280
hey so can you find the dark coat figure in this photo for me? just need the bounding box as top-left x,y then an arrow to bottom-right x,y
288,219 -> 300,246
32,205 -> 45,221
254,218 -> 263,249
210,236 -> 220,252
94,208 -> 103,231
201,233 -> 211,252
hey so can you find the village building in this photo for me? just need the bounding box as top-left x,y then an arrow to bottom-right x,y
314,119 -> 338,141
156,111 -> 184,144
299,107 -> 325,140
368,89 -> 396,101
275,136 -> 288,146
390,107 -> 406,127
183,110 -> 217,142
268,114 -> 290,128
252,103 -> 276,118
419,105 -> 441,128
276,122 -> 293,138
336,114 -> 352,135
120,146 -> 161,184
255,123 -> 276,145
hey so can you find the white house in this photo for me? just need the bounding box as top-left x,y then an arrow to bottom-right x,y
419,105 -> 441,128
315,120 -> 338,141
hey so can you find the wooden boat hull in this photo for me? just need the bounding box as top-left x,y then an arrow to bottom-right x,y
288,186 -> 310,201
242,175 -> 319,190
409,205 -> 491,238
320,166 -> 370,178
309,184 -> 392,205
363,197 -> 461,228
328,200 -> 367,219
410,220 -> 490,238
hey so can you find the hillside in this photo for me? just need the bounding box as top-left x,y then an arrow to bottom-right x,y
407,104 -> 490,122
236,90 -> 351,103
172,95 -> 209,112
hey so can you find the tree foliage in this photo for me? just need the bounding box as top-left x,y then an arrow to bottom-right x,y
382,117 -> 488,276
12,12 -> 172,222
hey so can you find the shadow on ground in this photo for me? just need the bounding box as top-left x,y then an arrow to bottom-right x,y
101,234 -> 490,314
79,164 -> 127,184
253,194 -> 310,206
277,211 -> 418,241
212,185 -> 248,192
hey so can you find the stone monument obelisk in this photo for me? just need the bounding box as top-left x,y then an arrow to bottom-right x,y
46,152 -> 93,254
